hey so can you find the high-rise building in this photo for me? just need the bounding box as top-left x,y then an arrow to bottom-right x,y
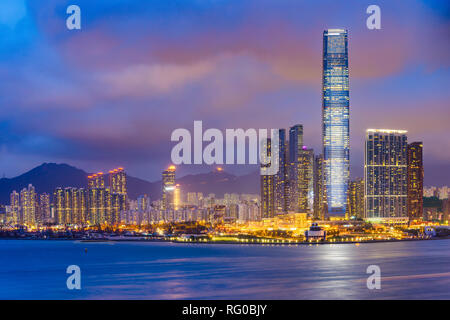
137,195 -> 150,213
300,148 -> 314,212
289,125 -> 304,164
288,124 -> 303,212
261,138 -> 275,219
54,187 -> 87,225
162,165 -> 176,211
407,142 -> 424,221
347,178 -> 364,219
275,129 -> 289,213
174,184 -> 181,211
53,188 -> 64,224
20,184 -> 37,226
322,29 -> 350,216
87,187 -> 111,225
9,190 -> 20,225
109,167 -> 127,195
364,129 -> 408,221
88,172 -> 105,188
39,193 -> 51,224
313,154 -> 327,220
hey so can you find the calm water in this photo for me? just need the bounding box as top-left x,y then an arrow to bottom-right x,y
0,239 -> 449,299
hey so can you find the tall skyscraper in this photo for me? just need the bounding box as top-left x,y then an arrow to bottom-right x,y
289,125 -> 303,164
20,184 -> 37,227
54,187 -> 64,224
54,187 -> 87,225
162,165 -> 176,211
313,154 -> 327,220
347,178 -> 364,219
322,29 -> 350,216
174,184 -> 181,211
407,142 -> 424,220
297,147 -> 314,212
275,129 -> 289,213
109,167 -> 127,195
364,129 -> 408,221
288,124 -> 304,212
88,172 -> 105,188
9,190 -> 20,225
261,138 -> 275,218
39,193 -> 51,224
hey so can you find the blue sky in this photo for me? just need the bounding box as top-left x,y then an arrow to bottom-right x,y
0,0 -> 449,185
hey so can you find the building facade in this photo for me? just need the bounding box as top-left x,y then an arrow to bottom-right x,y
275,129 -> 289,213
347,178 -> 364,219
261,138 -> 275,218
407,142 -> 423,220
162,165 -> 176,211
322,29 -> 350,216
313,154 -> 327,220
364,129 -> 408,221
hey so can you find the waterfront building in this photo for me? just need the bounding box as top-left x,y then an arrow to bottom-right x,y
407,142 -> 424,220
174,184 -> 181,210
109,167 -> 127,195
313,154 -> 327,220
261,138 -> 275,218
275,129 -> 289,213
364,129 -> 408,221
322,29 -> 350,216
347,178 -> 364,219
288,125 -> 303,212
20,184 -> 37,226
54,187 -> 88,225
39,193 -> 51,224
162,165 -> 176,211
9,190 -> 20,225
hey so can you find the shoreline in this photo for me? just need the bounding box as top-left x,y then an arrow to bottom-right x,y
0,236 -> 448,245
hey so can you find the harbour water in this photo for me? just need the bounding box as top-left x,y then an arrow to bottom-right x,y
0,239 -> 448,299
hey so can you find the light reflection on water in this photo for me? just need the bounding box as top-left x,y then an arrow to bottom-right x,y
0,240 -> 448,299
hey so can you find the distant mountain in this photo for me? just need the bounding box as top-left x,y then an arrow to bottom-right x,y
175,170 -> 260,197
0,163 -> 259,204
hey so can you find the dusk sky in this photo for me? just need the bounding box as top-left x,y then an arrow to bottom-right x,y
0,0 -> 449,185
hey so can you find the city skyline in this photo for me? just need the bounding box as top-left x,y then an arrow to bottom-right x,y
0,1 -> 448,186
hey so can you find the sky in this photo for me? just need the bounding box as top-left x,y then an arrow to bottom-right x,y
0,0 -> 449,185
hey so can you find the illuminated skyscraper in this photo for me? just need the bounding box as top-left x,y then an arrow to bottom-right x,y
39,193 -> 51,224
275,129 -> 289,213
88,172 -> 105,189
313,154 -> 327,220
322,29 -> 350,216
20,184 -> 37,226
288,124 -> 303,212
347,178 -> 364,219
174,184 -> 181,211
407,142 -> 423,220
364,129 -> 408,221
9,190 -> 20,225
54,187 -> 87,225
261,138 -> 275,218
162,165 -> 176,211
291,147 -> 314,213
54,187 -> 64,224
109,167 -> 127,195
